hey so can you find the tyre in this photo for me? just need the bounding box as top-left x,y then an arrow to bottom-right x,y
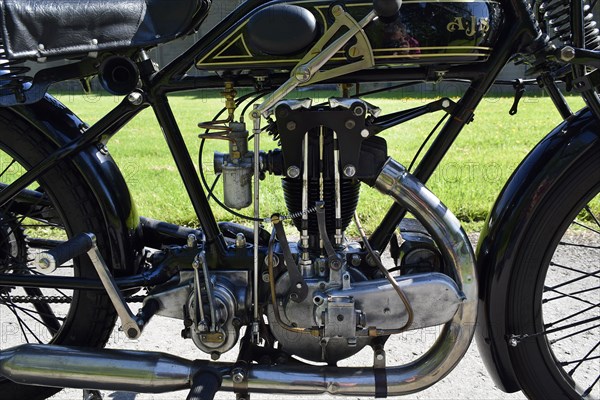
506,148 -> 600,399
0,109 -> 117,400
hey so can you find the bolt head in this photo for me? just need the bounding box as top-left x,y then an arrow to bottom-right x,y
235,232 -> 246,248
360,129 -> 369,138
127,92 -> 143,106
294,66 -> 311,83
287,165 -> 301,179
38,258 -> 51,269
187,234 -> 197,248
560,46 -> 576,62
232,373 -> 245,384
330,258 -> 342,270
343,164 -> 356,177
127,327 -> 139,339
353,105 -> 365,116
286,121 -> 297,131
375,352 -> 384,361
332,4 -> 344,16
344,119 -> 356,130
262,271 -> 270,283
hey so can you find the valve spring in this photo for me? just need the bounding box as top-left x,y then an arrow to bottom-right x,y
0,39 -> 33,100
541,0 -> 599,50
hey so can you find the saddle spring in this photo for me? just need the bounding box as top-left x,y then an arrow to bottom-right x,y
0,39 -> 33,102
541,0 -> 600,50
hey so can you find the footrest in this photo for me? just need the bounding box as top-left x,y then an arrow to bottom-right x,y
34,233 -> 95,273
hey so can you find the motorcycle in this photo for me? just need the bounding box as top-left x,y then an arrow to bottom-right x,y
0,0 -> 598,398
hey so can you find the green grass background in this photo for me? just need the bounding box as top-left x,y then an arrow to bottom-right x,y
51,89 -> 591,233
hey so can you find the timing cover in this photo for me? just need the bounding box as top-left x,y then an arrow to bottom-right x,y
268,271 -> 464,363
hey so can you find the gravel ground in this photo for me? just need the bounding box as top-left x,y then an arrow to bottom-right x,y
34,231 -> 599,399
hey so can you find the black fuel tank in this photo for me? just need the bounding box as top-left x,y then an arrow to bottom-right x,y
196,0 -> 504,70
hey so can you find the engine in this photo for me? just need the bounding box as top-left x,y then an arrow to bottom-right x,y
207,97 -> 461,363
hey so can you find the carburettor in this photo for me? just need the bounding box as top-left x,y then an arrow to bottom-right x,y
213,122 -> 253,209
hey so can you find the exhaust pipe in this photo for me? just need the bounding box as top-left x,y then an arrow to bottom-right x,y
0,158 -> 477,397
0,345 -> 198,393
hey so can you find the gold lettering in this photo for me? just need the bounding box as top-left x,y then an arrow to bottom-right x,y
447,17 -> 465,33
480,18 -> 490,33
465,16 -> 477,37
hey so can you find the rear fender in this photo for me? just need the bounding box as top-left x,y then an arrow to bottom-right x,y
9,94 -> 143,274
475,108 -> 600,392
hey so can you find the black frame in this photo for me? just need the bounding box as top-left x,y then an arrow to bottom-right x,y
0,0 -> 579,268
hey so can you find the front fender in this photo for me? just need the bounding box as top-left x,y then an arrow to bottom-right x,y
9,94 -> 143,274
475,108 -> 600,392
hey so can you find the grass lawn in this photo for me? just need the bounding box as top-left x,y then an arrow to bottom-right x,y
50,89 -> 591,233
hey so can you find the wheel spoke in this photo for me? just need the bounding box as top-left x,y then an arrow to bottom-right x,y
549,261 -> 599,276
545,315 -> 600,335
1,295 -> 43,343
560,355 -> 600,367
544,285 -> 599,305
582,374 -> 600,397
558,241 -> 600,250
573,220 -> 600,235
24,287 -> 61,335
546,267 -> 600,291
550,323 -> 600,344
568,341 -> 600,375
546,303 -> 600,328
0,296 -> 66,323
0,159 -> 16,180
584,205 -> 600,230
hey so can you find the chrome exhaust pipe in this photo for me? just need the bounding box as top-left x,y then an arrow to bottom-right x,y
0,158 -> 477,397
0,344 -> 197,393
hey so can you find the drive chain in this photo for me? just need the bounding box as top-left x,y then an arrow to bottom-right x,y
6,295 -> 146,304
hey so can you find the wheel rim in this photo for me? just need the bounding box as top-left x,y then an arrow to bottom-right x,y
0,150 -> 76,364
541,192 -> 600,398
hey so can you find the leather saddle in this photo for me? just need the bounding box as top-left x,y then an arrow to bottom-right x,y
0,0 -> 210,60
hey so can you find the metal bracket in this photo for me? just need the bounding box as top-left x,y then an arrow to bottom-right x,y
272,214 -> 309,302
254,6 -> 376,116
573,69 -> 600,93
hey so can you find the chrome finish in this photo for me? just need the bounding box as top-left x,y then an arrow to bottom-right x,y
0,158 -> 476,397
301,131 -> 310,254
333,131 -> 342,245
192,256 -> 208,331
251,105 -> 261,342
0,345 -> 195,393
199,253 -> 217,332
235,232 -> 246,248
188,275 -> 244,356
33,252 -> 57,273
